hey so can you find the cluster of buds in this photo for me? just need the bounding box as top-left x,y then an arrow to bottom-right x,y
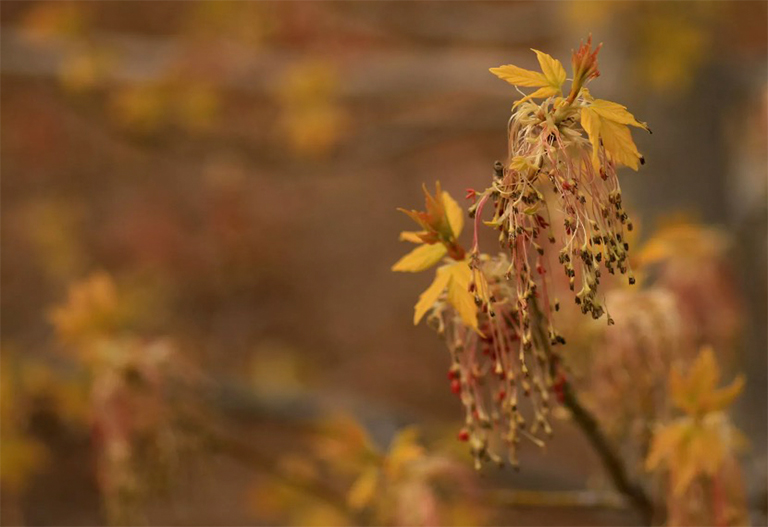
475,36 -> 645,332
426,253 -> 556,470
395,38 -> 648,469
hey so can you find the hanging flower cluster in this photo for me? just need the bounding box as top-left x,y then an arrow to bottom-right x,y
393,37 -> 649,469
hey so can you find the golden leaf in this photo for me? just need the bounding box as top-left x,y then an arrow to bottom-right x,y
489,64 -> 548,88
599,118 -> 642,171
590,99 -> 647,129
347,466 -> 379,510
441,191 -> 464,238
386,427 -> 424,479
645,420 -> 688,472
445,263 -> 479,332
580,107 -> 602,167
513,85 -> 561,107
706,375 -> 745,413
413,266 -> 452,325
392,243 -> 447,273
399,231 -> 427,243
669,346 -> 744,416
532,49 -> 567,90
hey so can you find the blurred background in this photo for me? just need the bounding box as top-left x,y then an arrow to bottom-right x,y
1,2 -> 766,526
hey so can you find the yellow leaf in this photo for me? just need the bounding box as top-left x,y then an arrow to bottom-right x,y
392,243 -> 447,273
414,266 -> 452,324
599,118 -> 641,170
347,466 -> 379,510
646,420 -> 688,471
532,49 -> 566,90
706,375 -> 745,413
445,263 -> 479,332
590,99 -> 647,129
670,346 -> 745,417
671,346 -> 720,414
442,191 -> 464,237
386,427 -> 424,479
580,107 -> 601,168
513,85 -> 560,107
399,231 -> 427,243
489,64 -> 548,88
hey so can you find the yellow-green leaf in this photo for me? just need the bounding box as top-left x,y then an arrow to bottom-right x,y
490,64 -> 548,88
392,243 -> 447,273
590,99 -> 647,129
413,265 -> 451,324
441,191 -> 464,237
532,49 -> 566,90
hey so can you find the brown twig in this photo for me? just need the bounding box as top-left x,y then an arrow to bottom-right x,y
487,489 -> 626,510
530,297 -> 656,525
181,418 -> 357,522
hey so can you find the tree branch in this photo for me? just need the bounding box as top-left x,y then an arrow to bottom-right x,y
530,297 -> 656,525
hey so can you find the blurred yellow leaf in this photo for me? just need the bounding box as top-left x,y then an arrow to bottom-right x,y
385,427 -> 424,480
670,346 -> 744,416
347,466 -> 379,510
49,271 -> 120,345
647,348 -> 746,496
176,83 -> 219,131
109,85 -> 166,132
21,2 -> 88,43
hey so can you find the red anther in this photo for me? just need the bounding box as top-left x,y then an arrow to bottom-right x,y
561,181 -> 571,191
450,379 -> 462,395
536,263 -> 546,275
465,188 -> 477,201
497,389 -> 506,402
457,429 -> 470,442
447,370 -> 458,381
535,215 -> 550,228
